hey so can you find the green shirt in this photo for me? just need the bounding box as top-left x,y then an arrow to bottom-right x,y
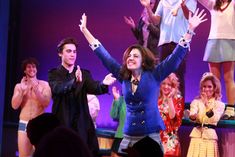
110,96 -> 126,138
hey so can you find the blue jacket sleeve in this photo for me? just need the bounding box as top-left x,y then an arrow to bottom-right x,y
94,45 -> 122,82
153,45 -> 188,82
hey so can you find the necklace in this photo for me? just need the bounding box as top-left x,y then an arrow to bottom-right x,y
132,79 -> 140,85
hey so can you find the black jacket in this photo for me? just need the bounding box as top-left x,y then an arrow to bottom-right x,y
48,65 -> 108,157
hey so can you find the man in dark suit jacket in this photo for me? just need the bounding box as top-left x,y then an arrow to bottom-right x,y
48,37 -> 116,157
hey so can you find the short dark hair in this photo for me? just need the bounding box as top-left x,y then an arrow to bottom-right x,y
123,136 -> 163,157
33,126 -> 93,157
21,57 -> 39,71
26,113 -> 60,147
57,37 -> 78,53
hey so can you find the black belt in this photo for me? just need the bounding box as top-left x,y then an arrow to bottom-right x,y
194,123 -> 216,129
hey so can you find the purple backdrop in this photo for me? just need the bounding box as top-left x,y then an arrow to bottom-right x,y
15,0 -> 227,129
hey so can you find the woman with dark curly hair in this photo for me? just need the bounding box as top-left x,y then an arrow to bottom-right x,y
79,9 -> 206,156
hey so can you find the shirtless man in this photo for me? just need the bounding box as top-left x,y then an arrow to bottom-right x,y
11,57 -> 51,157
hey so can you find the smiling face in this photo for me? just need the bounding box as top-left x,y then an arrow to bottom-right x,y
24,63 -> 37,78
126,48 -> 143,72
160,78 -> 172,96
199,73 -> 222,100
59,44 -> 77,68
201,80 -> 215,99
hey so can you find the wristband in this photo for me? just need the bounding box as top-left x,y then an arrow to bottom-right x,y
179,37 -> 191,49
187,29 -> 196,36
89,39 -> 101,50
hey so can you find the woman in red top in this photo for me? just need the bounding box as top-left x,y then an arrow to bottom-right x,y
158,73 -> 184,157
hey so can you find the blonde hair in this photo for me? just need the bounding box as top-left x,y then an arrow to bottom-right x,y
159,73 -> 180,98
199,72 -> 222,100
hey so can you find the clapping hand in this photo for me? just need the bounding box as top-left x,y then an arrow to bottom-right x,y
20,77 -> 28,90
189,110 -> 197,121
75,65 -> 82,82
201,92 -> 209,108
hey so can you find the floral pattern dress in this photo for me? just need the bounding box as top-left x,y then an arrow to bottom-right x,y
158,95 -> 184,157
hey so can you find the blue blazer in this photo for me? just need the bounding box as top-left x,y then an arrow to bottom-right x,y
94,44 -> 187,136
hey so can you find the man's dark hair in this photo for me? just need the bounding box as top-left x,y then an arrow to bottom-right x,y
21,57 -> 39,71
57,37 -> 78,53
123,136 -> 164,157
33,126 -> 93,157
26,113 -> 61,148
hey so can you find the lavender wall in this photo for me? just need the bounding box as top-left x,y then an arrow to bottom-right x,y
14,0 -> 227,128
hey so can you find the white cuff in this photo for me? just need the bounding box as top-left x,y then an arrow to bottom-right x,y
89,39 -> 101,50
179,37 -> 191,51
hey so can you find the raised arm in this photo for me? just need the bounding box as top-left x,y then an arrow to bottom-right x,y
140,0 -> 161,25
153,8 -> 207,81
124,16 -> 141,40
79,13 -> 97,45
110,86 -> 123,120
183,8 -> 207,41
123,16 -> 136,29
181,0 -> 191,19
79,13 -> 122,81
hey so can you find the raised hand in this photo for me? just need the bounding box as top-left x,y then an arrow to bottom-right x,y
75,65 -> 82,82
79,13 -> 87,32
168,88 -> 176,98
140,0 -> 150,7
200,92 -> 208,107
20,76 -> 29,94
79,13 -> 97,46
102,73 -> 116,86
124,16 -> 135,28
188,8 -> 207,31
112,86 -> 120,100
